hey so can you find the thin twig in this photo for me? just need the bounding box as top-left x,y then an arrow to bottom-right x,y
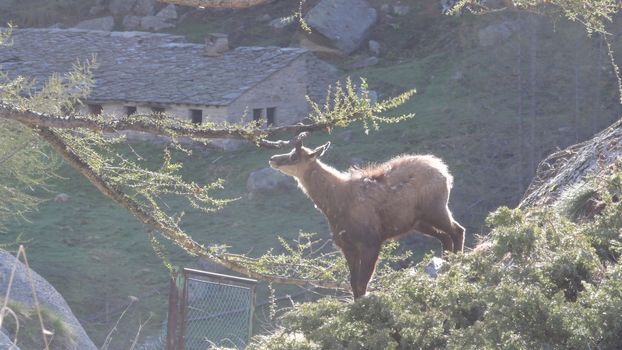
128,313 -> 153,350
100,297 -> 137,350
18,245 -> 52,350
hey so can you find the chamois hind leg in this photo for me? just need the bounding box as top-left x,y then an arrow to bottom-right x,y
415,221 -> 454,253
428,206 -> 465,253
356,242 -> 381,298
450,216 -> 465,253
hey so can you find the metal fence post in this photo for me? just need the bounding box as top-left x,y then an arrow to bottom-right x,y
178,269 -> 189,350
166,277 -> 179,350
249,284 -> 257,343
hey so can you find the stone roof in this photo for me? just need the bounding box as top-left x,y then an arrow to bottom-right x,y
0,28 -> 309,106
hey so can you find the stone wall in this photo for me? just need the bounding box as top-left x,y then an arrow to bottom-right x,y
80,102 -> 230,123
227,55 -> 310,126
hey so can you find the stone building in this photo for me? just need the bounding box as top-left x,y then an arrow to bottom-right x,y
0,28 -> 338,127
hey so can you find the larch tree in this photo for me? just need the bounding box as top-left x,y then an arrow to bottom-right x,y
0,21 -> 414,291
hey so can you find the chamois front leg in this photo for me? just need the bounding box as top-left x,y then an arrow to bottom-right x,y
356,242 -> 381,298
341,245 -> 363,298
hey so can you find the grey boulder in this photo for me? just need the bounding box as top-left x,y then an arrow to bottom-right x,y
424,257 -> 445,278
74,16 -> 115,31
247,167 -> 297,194
0,332 -> 19,350
156,4 -> 178,21
305,0 -> 378,54
109,0 -> 136,17
122,15 -> 142,30
0,250 -> 96,350
133,0 -> 157,16
140,16 -> 175,31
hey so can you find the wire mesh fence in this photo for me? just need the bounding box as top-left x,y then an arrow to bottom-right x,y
167,268 -> 257,350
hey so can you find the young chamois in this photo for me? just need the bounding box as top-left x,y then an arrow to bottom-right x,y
269,134 -> 465,298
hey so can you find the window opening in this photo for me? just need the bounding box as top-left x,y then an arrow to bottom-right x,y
190,109 -> 203,124
125,106 -> 137,116
88,104 -> 103,116
266,107 -> 276,126
252,108 -> 263,123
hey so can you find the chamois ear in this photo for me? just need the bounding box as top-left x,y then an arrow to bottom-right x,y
310,142 -> 331,159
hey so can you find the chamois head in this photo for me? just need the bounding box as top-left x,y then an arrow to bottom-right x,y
269,133 -> 330,177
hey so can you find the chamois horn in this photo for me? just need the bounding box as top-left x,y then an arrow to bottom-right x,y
292,132 -> 308,149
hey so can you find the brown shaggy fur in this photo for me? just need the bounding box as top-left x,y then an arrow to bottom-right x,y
270,143 -> 464,298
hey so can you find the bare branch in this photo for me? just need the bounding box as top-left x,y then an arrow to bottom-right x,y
0,102 -> 335,149
27,123 -> 348,289
158,0 -> 274,9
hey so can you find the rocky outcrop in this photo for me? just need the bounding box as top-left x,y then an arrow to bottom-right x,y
349,56 -> 379,69
247,167 -> 297,195
0,332 -> 20,350
139,15 -> 175,31
121,4 -> 178,31
156,4 -> 178,21
304,0 -> 378,54
520,119 -> 622,208
133,0 -> 157,16
122,15 -> 142,30
74,16 -> 115,31
108,0 -> 136,16
108,0 -> 136,17
106,0 -> 178,31
0,250 -> 96,350
53,193 -> 70,204
94,0 -> 157,18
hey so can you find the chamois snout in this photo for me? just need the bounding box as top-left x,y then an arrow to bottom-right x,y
269,152 -> 294,168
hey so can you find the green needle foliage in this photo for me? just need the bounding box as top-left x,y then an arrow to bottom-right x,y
452,0 -> 618,35
512,0 -> 618,35
0,120 -> 59,232
0,27 -> 61,231
307,78 -> 415,134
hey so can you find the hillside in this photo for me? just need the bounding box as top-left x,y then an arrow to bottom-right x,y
2,0 -> 622,347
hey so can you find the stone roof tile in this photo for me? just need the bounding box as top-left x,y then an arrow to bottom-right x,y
0,28 -> 308,106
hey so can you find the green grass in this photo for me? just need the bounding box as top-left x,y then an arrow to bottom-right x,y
2,300 -> 75,350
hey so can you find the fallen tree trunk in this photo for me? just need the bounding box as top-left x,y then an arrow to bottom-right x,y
520,118 -> 622,208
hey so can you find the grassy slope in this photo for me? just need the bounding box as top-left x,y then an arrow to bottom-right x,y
3,0 -> 622,347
